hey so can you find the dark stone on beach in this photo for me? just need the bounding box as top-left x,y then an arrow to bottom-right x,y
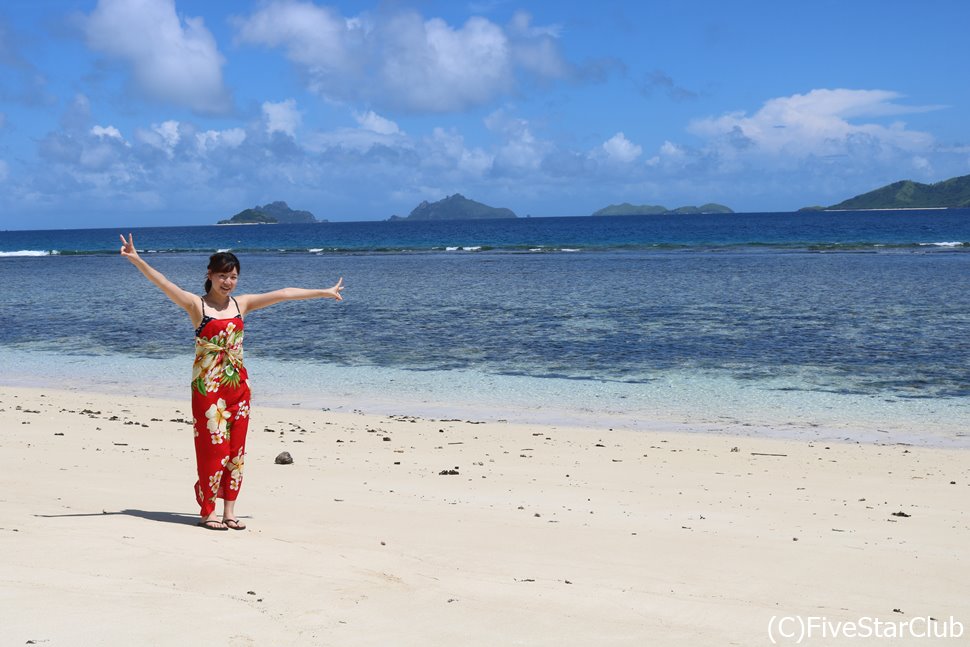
891,511 -> 911,518
439,469 -> 459,475
275,451 -> 294,465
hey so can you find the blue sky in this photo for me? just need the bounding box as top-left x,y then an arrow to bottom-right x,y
0,0 -> 967,228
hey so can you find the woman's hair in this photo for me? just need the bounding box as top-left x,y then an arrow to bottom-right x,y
204,252 -> 241,293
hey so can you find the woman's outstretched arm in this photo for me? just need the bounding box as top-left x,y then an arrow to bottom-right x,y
119,233 -> 199,317
236,278 -> 344,315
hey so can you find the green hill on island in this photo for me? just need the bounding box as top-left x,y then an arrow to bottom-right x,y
592,202 -> 733,216
388,194 -> 516,221
824,174 -> 970,210
218,201 -> 323,224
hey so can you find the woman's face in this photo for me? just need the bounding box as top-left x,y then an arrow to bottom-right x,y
209,269 -> 239,296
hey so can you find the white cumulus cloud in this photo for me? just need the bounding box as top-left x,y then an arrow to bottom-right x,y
196,128 -> 247,152
233,2 -> 353,71
601,132 -> 642,163
263,99 -> 302,137
378,13 -> 512,112
82,0 -> 230,114
135,120 -> 182,157
234,2 -> 569,112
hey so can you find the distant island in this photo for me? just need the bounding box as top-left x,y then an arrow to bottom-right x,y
592,203 -> 733,216
218,201 -> 324,224
388,194 -> 517,221
804,173 -> 970,211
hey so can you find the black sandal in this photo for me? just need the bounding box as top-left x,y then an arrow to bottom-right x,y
198,519 -> 228,531
223,518 -> 246,530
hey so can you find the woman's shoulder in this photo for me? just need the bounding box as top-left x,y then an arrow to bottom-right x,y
232,294 -> 250,315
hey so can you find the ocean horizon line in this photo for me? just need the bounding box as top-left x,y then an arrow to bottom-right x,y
3,205 -> 970,232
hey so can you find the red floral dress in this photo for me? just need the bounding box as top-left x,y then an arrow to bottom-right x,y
191,297 -> 250,517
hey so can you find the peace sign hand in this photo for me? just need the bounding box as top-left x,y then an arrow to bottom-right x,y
119,233 -> 139,261
329,277 -> 345,301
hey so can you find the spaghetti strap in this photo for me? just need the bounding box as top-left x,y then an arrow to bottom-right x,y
195,296 -> 242,338
194,297 -> 212,338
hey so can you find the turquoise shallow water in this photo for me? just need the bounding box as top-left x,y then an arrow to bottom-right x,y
1,347 -> 967,447
2,210 -> 969,445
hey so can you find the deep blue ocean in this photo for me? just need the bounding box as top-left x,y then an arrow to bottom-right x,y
2,210 -> 969,443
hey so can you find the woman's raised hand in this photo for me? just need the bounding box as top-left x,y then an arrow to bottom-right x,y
329,277 -> 344,301
119,233 -> 139,261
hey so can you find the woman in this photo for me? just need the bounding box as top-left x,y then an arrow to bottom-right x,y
119,233 -> 344,531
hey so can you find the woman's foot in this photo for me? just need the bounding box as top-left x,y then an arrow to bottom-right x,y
198,518 -> 228,531
223,517 -> 247,530
222,501 -> 245,530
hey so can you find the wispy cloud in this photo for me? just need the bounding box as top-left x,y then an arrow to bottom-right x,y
354,111 -> 401,135
640,69 -> 698,102
0,18 -> 52,106
689,89 -> 937,158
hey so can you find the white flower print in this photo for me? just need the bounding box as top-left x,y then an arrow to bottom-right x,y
208,470 -> 223,495
235,400 -> 250,419
206,398 -> 230,444
203,360 -> 224,393
228,451 -> 244,491
192,346 -> 217,381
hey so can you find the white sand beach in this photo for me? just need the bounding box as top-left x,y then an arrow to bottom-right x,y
1,385 -> 967,646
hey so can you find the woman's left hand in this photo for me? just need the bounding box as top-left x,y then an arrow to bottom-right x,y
327,277 -> 344,301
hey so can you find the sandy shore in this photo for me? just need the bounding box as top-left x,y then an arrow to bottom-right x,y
1,385 -> 967,646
